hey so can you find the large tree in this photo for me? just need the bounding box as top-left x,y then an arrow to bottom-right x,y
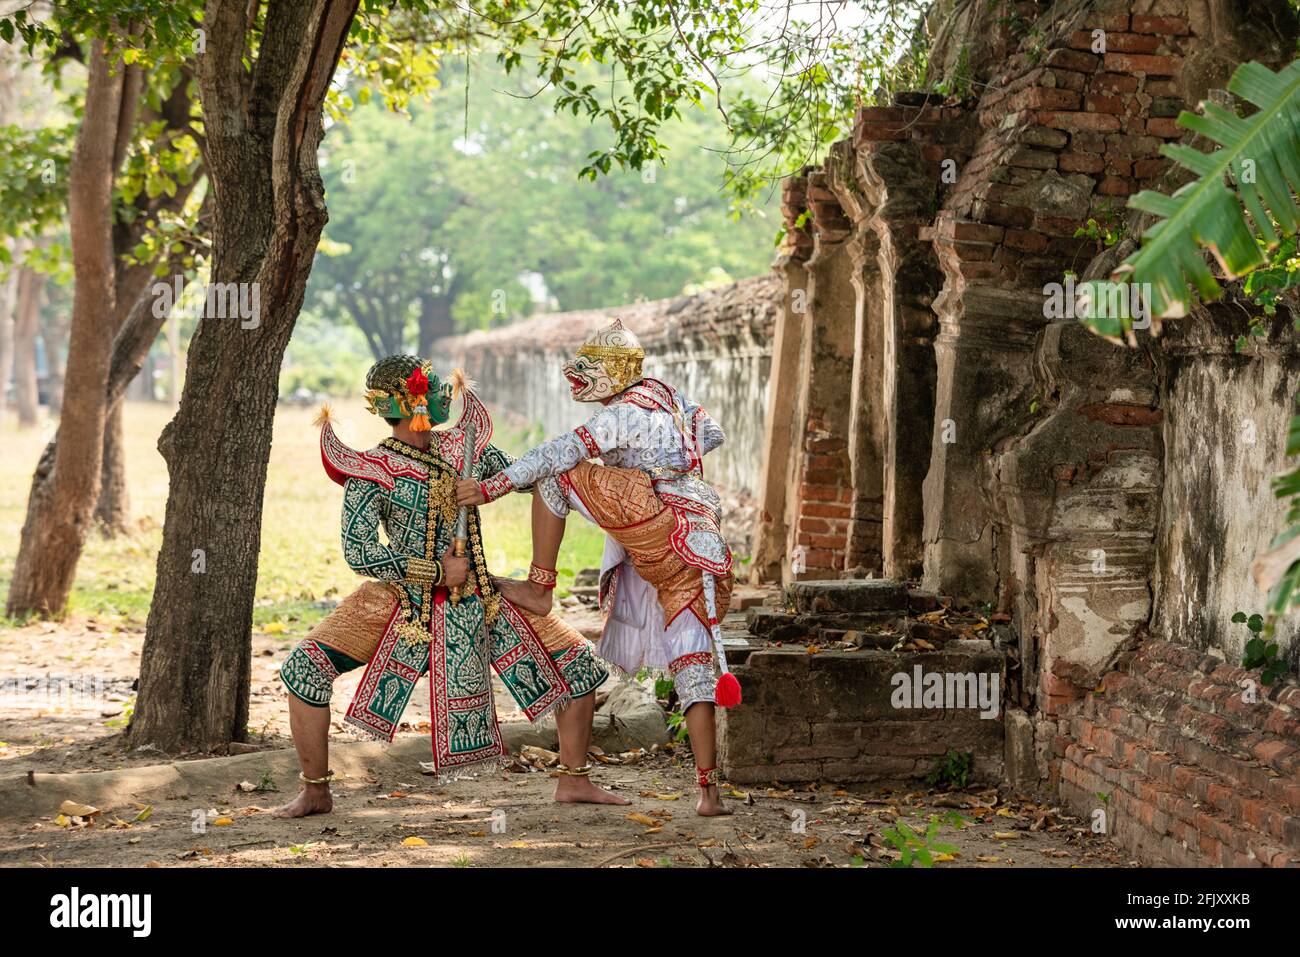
128,0 -> 362,751
6,34 -> 122,617
1,5 -> 208,604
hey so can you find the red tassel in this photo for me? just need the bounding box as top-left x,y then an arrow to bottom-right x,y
715,672 -> 742,708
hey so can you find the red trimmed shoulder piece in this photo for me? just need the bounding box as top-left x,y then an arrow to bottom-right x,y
320,419 -> 427,488
431,387 -> 495,472
618,377 -> 678,414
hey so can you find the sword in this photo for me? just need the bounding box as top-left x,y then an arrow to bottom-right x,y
450,420 -> 476,604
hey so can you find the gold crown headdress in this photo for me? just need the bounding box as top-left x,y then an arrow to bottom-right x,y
575,317 -> 644,394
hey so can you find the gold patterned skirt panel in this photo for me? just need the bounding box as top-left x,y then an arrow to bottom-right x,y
304,580 -> 400,663
563,461 -> 733,626
511,602 -> 589,653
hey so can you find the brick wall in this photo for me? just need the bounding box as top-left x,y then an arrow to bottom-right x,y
1058,640 -> 1300,866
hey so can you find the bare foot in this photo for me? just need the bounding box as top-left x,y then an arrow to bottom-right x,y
273,784 -> 333,818
553,775 -> 631,805
697,785 -> 732,817
494,577 -> 553,617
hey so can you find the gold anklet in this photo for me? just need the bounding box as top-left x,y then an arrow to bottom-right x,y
299,770 -> 336,784
552,763 -> 592,777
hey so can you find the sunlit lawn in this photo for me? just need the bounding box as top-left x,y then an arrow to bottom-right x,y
0,400 -> 604,633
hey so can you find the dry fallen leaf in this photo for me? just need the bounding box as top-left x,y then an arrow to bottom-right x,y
59,800 -> 99,818
993,831 -> 1020,840
401,837 -> 428,847
626,812 -> 661,827
212,817 -> 234,826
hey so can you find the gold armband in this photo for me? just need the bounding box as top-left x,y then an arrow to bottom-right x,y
406,557 -> 444,585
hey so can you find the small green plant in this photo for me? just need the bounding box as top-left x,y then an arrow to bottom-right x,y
666,709 -> 690,743
257,770 -> 278,792
1023,30 -> 1048,64
934,44 -> 974,100
926,749 -> 973,790
453,853 -> 472,868
104,694 -> 136,729
1233,611 -> 1289,685
882,812 -> 966,867
1074,201 -> 1128,252
996,10 -> 1031,38
1096,791 -> 1110,805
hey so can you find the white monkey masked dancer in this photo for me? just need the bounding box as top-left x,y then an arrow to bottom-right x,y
456,318 -> 739,816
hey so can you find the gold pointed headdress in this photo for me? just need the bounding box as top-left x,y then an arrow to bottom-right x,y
576,317 -> 644,394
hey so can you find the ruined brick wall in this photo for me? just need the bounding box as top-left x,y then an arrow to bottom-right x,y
435,275 -> 780,501
753,0 -> 1300,865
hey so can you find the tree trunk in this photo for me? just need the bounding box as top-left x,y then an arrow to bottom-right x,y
0,259 -> 18,423
6,39 -> 123,618
94,399 -> 131,533
13,268 -> 44,427
128,0 -> 358,753
41,308 -> 68,414
418,292 -> 455,356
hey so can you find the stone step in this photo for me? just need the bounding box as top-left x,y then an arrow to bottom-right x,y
787,578 -> 909,615
720,641 -> 1007,785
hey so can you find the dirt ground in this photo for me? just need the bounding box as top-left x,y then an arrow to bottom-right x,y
0,616 -> 1131,868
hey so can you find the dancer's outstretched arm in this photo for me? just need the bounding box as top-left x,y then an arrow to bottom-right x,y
455,404 -> 636,507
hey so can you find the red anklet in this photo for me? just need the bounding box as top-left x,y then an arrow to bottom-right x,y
697,766 -> 719,789
528,563 -> 558,589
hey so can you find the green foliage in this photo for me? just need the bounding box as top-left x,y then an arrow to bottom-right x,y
1073,203 -> 1127,250
882,811 -> 965,867
1081,59 -> 1300,338
0,124 -> 73,259
1244,234 -> 1300,318
308,55 -> 778,347
665,708 -> 690,743
925,748 -> 973,790
1232,611 -> 1289,685
653,675 -> 675,700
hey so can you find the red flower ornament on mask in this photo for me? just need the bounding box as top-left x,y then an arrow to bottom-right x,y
406,367 -> 432,431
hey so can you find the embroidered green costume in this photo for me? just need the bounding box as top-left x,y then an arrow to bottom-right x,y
279,358 -> 607,777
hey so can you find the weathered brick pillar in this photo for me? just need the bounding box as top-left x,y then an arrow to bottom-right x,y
826,140 -> 887,576
850,103 -> 957,581
749,177 -> 812,583
785,170 -> 859,579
